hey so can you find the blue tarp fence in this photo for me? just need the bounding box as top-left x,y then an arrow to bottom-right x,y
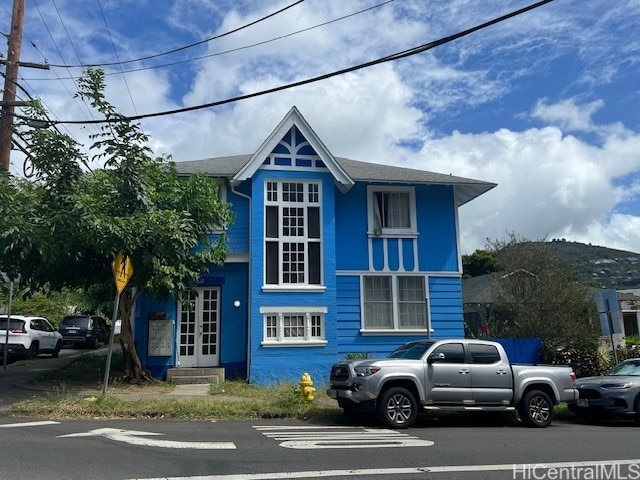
491,337 -> 543,364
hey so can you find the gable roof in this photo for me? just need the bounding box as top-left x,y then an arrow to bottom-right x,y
232,106 -> 354,193
174,107 -> 497,206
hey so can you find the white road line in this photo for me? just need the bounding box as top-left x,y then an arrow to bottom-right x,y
253,426 -> 434,449
59,428 -> 236,450
131,458 -> 640,480
0,421 -> 60,428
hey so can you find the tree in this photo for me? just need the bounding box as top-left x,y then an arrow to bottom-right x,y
1,69 -> 233,381
462,249 -> 500,278
486,233 -> 600,346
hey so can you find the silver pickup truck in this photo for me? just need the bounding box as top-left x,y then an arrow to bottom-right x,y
328,339 -> 578,428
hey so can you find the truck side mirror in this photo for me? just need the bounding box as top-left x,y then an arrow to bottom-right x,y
428,352 -> 446,363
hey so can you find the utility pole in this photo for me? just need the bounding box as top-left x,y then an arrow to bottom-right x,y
0,0 -> 25,173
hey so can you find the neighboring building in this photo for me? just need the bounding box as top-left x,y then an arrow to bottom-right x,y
618,289 -> 640,337
463,274 -> 638,342
134,107 -> 496,385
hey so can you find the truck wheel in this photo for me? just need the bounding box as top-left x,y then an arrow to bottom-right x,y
377,387 -> 417,429
518,390 -> 554,428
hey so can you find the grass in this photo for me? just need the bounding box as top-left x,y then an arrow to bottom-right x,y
3,353 -> 341,422
4,353 -> 577,424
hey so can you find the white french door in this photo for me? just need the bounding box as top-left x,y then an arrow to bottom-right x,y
178,288 -> 220,367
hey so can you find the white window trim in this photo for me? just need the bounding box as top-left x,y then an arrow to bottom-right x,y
264,179 -> 324,287
360,274 -> 430,332
261,285 -> 326,293
367,185 -> 417,237
260,306 -> 328,347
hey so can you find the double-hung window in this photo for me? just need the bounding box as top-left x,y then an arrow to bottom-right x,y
265,180 -> 322,286
261,307 -> 327,346
362,275 -> 428,331
368,186 -> 416,236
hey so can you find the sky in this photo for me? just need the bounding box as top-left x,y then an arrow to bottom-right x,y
2,0 -> 640,255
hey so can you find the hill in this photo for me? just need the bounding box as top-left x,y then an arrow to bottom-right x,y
547,240 -> 640,289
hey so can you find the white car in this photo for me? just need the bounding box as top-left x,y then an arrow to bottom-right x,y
0,315 -> 63,360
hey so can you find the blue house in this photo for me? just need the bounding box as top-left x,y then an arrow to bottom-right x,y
135,107 -> 496,385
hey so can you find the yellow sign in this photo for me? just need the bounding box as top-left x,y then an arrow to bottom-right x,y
111,251 -> 133,294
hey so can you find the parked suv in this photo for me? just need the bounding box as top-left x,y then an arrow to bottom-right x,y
58,315 -> 110,349
0,315 -> 63,360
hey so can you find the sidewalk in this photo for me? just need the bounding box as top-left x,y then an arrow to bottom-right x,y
79,383 -> 216,401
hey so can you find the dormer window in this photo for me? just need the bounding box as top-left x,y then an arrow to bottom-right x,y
265,180 -> 322,286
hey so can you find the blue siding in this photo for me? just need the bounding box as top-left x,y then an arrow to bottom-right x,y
402,238 -> 415,271
334,184 -> 369,270
387,239 -> 399,271
135,296 -> 178,379
417,185 -> 459,272
225,188 -> 249,255
136,262 -> 249,380
248,169 -> 338,386
206,263 -> 250,379
371,238 -> 384,270
429,276 -> 464,338
336,275 -> 456,359
335,183 -> 459,273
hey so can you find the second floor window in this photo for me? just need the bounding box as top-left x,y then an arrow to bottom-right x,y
265,180 -> 322,286
368,186 -> 416,236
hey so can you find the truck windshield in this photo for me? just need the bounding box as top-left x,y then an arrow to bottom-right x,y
387,341 -> 436,360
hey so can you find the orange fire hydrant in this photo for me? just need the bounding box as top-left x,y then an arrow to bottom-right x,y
296,372 -> 316,401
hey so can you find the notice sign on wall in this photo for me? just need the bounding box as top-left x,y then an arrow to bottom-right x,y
148,319 -> 173,357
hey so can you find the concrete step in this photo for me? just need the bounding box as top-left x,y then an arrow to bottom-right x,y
166,367 -> 225,385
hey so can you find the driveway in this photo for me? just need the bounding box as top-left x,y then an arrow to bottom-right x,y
0,348 -> 105,410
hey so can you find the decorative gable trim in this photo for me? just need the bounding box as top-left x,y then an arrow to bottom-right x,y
231,106 -> 354,192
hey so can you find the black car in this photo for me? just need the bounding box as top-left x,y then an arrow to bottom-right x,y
58,315 -> 110,349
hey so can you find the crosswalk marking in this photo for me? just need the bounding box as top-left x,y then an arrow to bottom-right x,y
253,425 -> 434,449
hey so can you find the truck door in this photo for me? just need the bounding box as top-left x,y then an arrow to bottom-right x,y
426,342 -> 472,403
468,343 -> 513,404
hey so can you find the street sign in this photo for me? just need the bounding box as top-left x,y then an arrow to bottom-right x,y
111,251 -> 133,294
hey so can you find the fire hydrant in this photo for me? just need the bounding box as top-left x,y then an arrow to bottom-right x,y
296,372 -> 316,401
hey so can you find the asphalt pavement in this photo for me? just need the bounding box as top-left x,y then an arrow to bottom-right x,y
0,347 -> 219,412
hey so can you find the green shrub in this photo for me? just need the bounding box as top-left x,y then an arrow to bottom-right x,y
625,336 -> 640,347
541,341 -> 603,377
345,352 -> 368,360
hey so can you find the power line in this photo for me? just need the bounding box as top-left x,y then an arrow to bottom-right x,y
19,0 -> 555,126
31,0 -> 97,123
0,71 -> 94,170
96,0 -> 139,117
25,0 -> 395,82
45,0 -> 306,69
50,0 -> 85,68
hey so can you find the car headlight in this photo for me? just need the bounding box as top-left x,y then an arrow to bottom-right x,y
602,382 -> 634,389
354,366 -> 381,377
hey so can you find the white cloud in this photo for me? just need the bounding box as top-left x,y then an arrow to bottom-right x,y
9,0 -> 640,258
419,119 -> 640,255
531,98 -> 604,133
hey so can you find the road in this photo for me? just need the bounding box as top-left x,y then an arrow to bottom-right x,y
2,352 -> 639,480
1,415 -> 639,480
